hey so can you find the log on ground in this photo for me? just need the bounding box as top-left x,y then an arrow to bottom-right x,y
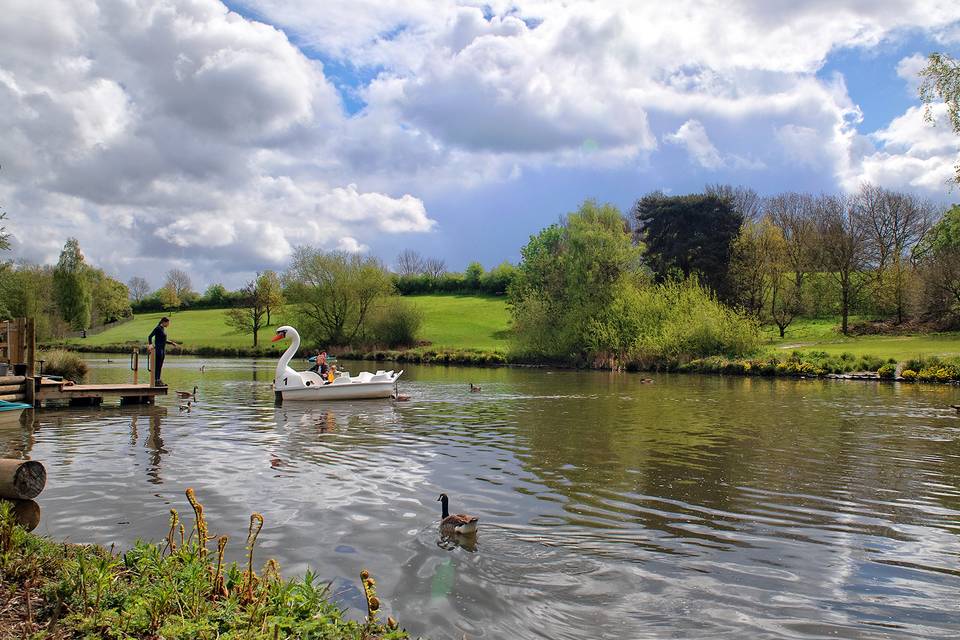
0,459 -> 46,500
0,498 -> 40,531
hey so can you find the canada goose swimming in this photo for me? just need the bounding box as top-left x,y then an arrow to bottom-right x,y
178,401 -> 192,412
176,386 -> 198,400
437,493 -> 478,535
469,383 -> 481,393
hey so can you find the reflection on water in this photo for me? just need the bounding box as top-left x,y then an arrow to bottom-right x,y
3,356 -> 960,639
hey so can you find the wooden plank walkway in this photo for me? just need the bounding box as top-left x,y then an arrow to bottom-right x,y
36,378 -> 167,406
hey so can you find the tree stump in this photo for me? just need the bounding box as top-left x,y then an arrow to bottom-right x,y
0,459 -> 46,500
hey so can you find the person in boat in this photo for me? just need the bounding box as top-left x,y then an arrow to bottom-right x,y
309,351 -> 329,377
147,316 -> 179,386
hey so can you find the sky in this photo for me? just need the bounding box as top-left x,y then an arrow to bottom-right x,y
2,0 -> 960,290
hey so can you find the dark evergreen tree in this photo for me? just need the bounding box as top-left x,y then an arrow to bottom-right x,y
631,192 -> 743,301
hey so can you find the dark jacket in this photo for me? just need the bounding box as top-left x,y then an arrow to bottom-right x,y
148,324 -> 169,351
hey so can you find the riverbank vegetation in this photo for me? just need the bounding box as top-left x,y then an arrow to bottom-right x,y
0,493 -> 408,639
37,348 -> 88,383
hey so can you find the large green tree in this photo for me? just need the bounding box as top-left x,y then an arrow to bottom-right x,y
53,238 -> 92,330
632,192 -> 743,301
509,199 -> 644,364
284,248 -> 394,345
90,270 -> 132,324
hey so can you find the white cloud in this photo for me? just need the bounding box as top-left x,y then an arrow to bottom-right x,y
896,53 -> 928,94
4,0 -> 960,285
847,104 -> 960,191
665,120 -> 724,170
0,0 -> 436,284
337,237 -> 368,253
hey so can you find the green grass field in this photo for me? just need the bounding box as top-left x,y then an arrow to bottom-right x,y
764,317 -> 960,360
69,295 -> 511,352
66,297 -> 959,362
406,294 -> 510,350
71,309 -> 288,350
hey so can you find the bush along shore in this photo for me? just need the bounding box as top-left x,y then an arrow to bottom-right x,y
672,352 -> 960,384
0,490 -> 409,640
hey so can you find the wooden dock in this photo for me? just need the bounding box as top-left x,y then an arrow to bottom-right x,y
35,378 -> 167,407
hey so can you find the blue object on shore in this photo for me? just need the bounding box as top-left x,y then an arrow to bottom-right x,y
0,400 -> 32,411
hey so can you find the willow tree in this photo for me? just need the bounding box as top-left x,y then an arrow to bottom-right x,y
509,199 -> 644,365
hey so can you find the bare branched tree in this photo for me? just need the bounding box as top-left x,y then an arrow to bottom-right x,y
396,249 -> 426,276
814,194 -> 871,334
423,257 -> 447,278
128,277 -> 150,303
705,184 -> 764,222
164,269 -> 193,299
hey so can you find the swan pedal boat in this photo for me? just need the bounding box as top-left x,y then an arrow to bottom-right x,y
272,325 -> 402,401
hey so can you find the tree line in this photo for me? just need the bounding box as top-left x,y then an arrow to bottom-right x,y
508,183 -> 959,368
722,184 -> 953,336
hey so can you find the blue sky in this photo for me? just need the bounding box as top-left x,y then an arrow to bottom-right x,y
2,0 -> 959,288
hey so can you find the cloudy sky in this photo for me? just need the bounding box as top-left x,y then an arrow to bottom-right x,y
2,0 -> 960,289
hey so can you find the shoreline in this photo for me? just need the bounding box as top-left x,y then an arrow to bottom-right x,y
45,343 -> 960,384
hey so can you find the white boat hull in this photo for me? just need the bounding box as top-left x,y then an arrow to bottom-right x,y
280,380 -> 397,401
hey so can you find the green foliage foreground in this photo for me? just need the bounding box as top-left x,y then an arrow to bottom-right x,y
0,493 -> 409,640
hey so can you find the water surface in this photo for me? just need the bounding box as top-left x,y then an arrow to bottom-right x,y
5,357 -> 960,639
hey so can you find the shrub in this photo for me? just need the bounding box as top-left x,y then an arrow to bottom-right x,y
39,349 -> 88,382
877,363 -> 896,379
901,369 -> 918,381
368,298 -> 424,348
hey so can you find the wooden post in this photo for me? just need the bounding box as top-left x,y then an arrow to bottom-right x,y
0,459 -> 46,500
148,349 -> 156,386
24,318 -> 35,378
131,347 -> 139,385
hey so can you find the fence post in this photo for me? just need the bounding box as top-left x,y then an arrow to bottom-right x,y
131,347 -> 139,385
24,318 -> 35,378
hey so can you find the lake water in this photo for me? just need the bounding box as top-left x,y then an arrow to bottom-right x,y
5,356 -> 960,639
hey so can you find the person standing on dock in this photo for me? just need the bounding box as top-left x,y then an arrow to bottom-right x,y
147,317 -> 179,387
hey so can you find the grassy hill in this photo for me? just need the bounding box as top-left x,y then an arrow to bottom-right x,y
67,295 -> 511,353
764,317 -> 960,360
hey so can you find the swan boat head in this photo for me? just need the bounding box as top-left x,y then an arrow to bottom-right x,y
272,325 -> 306,390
